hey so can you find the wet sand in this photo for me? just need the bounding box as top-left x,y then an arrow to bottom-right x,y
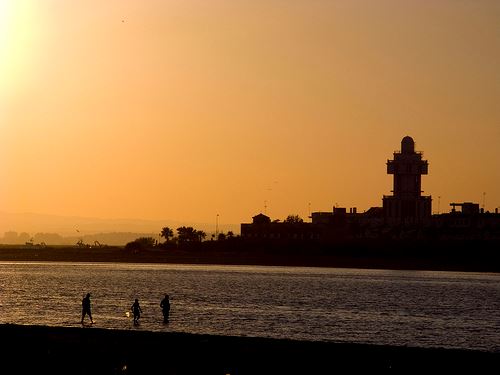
0,324 -> 498,374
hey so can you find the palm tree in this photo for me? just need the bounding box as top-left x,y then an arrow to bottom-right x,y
160,227 -> 174,243
177,226 -> 196,243
176,227 -> 206,243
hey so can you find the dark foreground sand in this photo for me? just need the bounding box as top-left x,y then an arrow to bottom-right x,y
0,324 -> 498,374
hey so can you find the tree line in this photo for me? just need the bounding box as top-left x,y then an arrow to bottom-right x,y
124,226 -> 238,251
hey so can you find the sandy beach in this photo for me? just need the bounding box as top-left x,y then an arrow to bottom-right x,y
0,324 -> 498,374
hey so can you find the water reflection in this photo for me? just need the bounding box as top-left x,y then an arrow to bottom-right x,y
0,262 -> 499,352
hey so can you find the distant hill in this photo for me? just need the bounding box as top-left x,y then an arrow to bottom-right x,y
0,211 -> 240,245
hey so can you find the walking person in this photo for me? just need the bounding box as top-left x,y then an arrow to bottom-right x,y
131,298 -> 143,325
160,294 -> 171,323
81,293 -> 93,324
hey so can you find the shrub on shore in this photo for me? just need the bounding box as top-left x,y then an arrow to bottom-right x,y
124,237 -> 157,252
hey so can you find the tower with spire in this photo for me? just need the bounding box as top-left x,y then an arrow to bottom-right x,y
383,136 -> 432,224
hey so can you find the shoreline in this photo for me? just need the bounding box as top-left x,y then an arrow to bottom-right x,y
0,243 -> 499,273
1,324 -> 498,374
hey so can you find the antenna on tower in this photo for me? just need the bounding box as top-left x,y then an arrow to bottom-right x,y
264,200 -> 267,215
482,192 -> 486,211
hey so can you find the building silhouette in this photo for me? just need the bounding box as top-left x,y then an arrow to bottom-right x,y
241,136 -> 500,242
241,214 -> 320,241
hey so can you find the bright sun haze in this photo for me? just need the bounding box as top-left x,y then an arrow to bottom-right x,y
0,0 -> 499,227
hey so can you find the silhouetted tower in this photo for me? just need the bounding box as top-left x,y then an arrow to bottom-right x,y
383,136 -> 432,224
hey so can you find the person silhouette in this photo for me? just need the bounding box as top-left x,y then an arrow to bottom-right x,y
160,294 -> 171,323
131,298 -> 143,325
81,293 -> 93,324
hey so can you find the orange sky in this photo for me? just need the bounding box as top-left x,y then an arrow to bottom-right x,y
1,0 -> 499,228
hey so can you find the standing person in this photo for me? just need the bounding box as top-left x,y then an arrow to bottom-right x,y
160,294 -> 171,323
131,298 -> 143,325
81,293 -> 93,324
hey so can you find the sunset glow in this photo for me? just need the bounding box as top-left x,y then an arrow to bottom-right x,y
0,0 -> 499,231
0,0 -> 12,79
0,1 -> 41,89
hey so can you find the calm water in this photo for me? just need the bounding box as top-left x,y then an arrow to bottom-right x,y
0,262 -> 499,352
